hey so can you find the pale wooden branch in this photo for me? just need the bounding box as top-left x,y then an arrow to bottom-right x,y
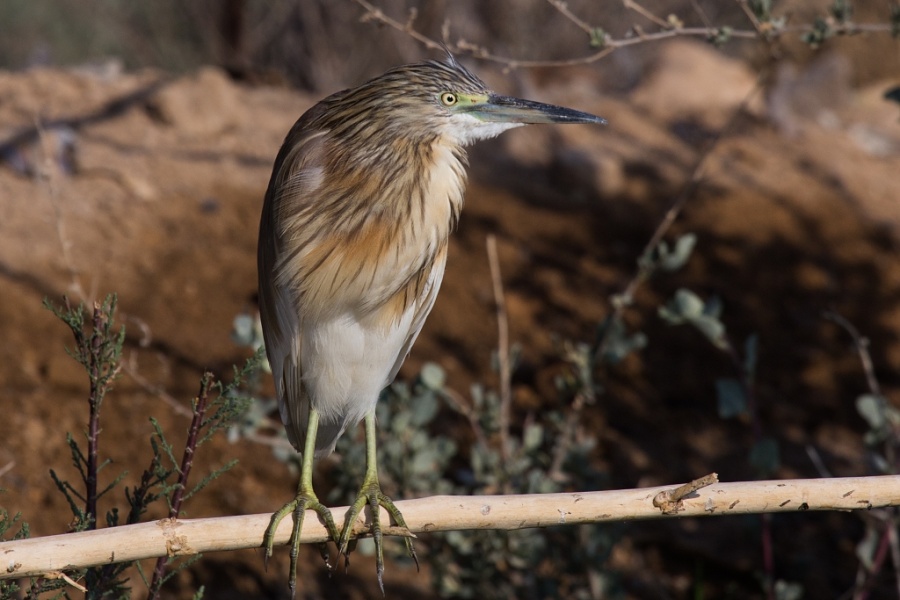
3,475 -> 899,580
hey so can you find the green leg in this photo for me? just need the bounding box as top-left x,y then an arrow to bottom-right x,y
263,408 -> 340,598
337,411 -> 418,592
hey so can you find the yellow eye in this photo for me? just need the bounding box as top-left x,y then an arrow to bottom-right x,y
440,92 -> 458,106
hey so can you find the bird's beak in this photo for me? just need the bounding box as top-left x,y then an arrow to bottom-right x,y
471,94 -> 607,125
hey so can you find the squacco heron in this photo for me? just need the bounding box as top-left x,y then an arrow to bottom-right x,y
258,53 -> 605,593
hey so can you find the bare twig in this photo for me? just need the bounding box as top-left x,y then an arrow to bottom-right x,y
736,0 -> 766,36
853,524 -> 893,600
652,472 -> 719,513
486,235 -> 512,466
826,312 -> 900,598
824,311 -> 882,397
623,0 -> 672,29
806,445 -> 833,478
41,571 -> 88,593
349,0 -> 891,69
440,386 -> 490,453
545,65 -> 770,488
689,0 -> 713,29
545,0 -> 594,35
35,119 -> 90,304
350,0 -> 443,50
598,70 -> 766,362
889,523 -> 900,598
123,352 -> 193,419
548,390 -> 588,481
2,476 -> 898,580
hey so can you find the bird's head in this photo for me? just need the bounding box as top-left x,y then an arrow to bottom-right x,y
322,53 -> 606,149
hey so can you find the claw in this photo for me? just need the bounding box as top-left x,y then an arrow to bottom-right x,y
337,485 -> 416,595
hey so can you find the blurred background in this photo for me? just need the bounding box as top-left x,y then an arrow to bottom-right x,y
1,1 -> 899,598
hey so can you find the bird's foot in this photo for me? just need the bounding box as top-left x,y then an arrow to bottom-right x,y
338,481 -> 418,594
264,491 -> 340,597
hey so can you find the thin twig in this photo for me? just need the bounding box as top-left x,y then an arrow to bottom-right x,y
41,571 -> 88,593
599,71 -> 766,355
486,235 -> 512,467
689,0 -> 713,29
545,0 -> 594,34
548,391 -> 587,482
806,445 -> 833,478
440,386 -> 490,453
854,526 -> 893,600
351,0 -> 443,50
826,312 -> 900,597
736,0 -> 766,36
550,69 -> 769,487
35,119 -> 89,304
762,512 -> 775,600
889,523 -> 900,598
349,0 -> 891,69
824,311 -> 882,397
122,352 -> 194,419
623,0 -> 672,29
652,472 -> 719,513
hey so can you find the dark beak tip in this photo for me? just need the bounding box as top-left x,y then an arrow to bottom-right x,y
561,114 -> 607,126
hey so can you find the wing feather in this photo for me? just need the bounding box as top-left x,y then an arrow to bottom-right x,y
258,108 -> 329,453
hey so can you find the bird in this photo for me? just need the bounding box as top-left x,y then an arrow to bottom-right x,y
257,51 -> 605,595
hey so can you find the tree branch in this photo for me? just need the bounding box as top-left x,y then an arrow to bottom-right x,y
3,475 -> 899,580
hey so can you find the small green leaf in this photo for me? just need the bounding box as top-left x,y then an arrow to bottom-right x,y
230,314 -> 255,345
856,526 -> 880,569
774,580 -> 804,600
802,17 -> 832,48
411,449 -> 438,474
749,0 -> 773,20
744,334 -> 758,378
599,316 -> 648,364
674,288 -> 705,318
419,362 -> 446,391
716,378 -> 747,418
589,27 -> 609,48
707,26 -> 733,47
830,0 -> 852,23
356,537 -> 376,556
692,315 -> 729,349
856,394 -> 887,429
658,234 -> 697,272
523,424 -> 543,452
659,288 -> 704,323
410,391 -> 439,426
749,437 -> 780,477
871,453 -> 891,474
391,410 -> 411,434
470,383 -> 484,411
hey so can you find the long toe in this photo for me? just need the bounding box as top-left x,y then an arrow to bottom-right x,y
338,484 -> 417,593
265,491 -> 340,597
